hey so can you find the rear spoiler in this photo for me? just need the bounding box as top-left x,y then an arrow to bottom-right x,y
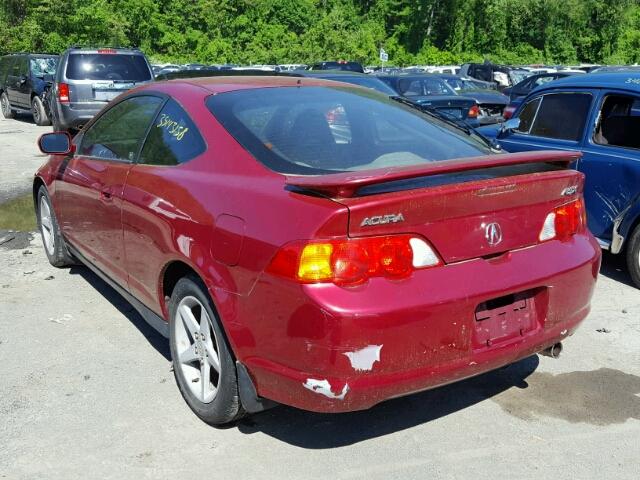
285,151 -> 581,198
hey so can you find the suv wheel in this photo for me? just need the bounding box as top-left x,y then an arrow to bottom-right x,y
169,276 -> 244,425
1,92 -> 14,119
36,186 -> 76,267
626,224 -> 640,289
32,96 -> 51,126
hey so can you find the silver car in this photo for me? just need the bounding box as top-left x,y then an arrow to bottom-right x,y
49,47 -> 153,133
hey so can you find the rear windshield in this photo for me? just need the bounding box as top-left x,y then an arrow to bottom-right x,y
206,86 -> 491,175
66,53 -> 151,81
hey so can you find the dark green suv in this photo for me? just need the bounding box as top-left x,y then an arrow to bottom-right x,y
0,53 -> 58,125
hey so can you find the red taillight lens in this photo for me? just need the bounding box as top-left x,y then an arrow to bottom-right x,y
555,198 -> 586,240
539,198 -> 586,242
468,104 -> 480,118
503,105 -> 516,120
97,49 -> 117,54
267,235 -> 440,287
58,83 -> 70,104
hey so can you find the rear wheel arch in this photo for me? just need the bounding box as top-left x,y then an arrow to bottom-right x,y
160,259 -> 239,360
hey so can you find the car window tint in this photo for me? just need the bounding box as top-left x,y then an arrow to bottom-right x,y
11,57 -> 26,76
139,98 -> 206,165
515,97 -> 541,133
530,93 -> 592,141
207,86 -> 492,175
66,54 -> 151,81
0,57 -> 13,79
594,95 -> 640,150
79,96 -> 163,161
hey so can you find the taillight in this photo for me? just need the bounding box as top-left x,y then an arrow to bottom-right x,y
97,49 -> 117,54
267,235 -> 441,287
539,198 -> 586,242
468,104 -> 480,118
503,105 -> 516,120
58,83 -> 70,104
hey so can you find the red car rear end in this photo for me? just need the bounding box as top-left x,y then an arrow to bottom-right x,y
35,77 -> 601,422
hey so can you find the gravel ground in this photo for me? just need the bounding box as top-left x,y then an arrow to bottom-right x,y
0,116 -> 51,203
0,118 -> 639,479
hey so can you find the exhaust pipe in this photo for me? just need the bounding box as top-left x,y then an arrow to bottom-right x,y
540,342 -> 563,358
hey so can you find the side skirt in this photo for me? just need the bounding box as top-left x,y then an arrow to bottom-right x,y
67,244 -> 169,338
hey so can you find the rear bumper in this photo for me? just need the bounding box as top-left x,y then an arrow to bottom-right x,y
237,233 -> 601,413
53,101 -> 107,130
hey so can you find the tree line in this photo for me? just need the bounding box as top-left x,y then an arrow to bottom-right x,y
2,0 -> 640,65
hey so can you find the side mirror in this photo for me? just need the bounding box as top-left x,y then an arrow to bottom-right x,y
501,117 -> 520,133
38,132 -> 75,155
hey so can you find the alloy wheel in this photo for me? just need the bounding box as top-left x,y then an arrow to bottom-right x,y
39,196 -> 55,255
174,296 -> 221,403
32,101 -> 40,123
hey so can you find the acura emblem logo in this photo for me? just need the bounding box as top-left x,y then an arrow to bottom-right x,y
485,222 -> 502,246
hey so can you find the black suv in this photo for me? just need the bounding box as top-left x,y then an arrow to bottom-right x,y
48,47 -> 153,133
0,53 -> 58,125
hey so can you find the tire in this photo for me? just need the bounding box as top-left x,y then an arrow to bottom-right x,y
169,275 -> 244,425
1,91 -> 14,119
32,96 -> 51,126
626,223 -> 640,289
36,186 -> 76,267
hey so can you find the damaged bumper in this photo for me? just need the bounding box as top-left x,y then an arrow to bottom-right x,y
240,233 -> 601,413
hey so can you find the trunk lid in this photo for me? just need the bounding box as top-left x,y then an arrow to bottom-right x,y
286,151 -> 584,264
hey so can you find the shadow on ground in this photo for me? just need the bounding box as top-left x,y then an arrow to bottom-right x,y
599,250 -> 635,288
236,356 -> 539,448
69,265 -> 170,361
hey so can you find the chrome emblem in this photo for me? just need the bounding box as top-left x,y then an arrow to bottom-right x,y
485,222 -> 503,246
360,213 -> 405,227
561,185 -> 578,196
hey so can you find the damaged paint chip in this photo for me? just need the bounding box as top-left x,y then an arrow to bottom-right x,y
303,378 -> 349,400
343,345 -> 383,371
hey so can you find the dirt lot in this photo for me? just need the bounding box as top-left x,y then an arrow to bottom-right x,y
0,117 -> 639,479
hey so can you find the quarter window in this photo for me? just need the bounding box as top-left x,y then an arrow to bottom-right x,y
529,93 -> 592,141
139,99 -> 206,166
79,96 -> 163,161
515,97 -> 541,133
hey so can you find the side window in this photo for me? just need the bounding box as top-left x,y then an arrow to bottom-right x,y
11,57 -> 26,76
79,96 -> 163,161
515,97 -> 541,133
593,94 -> 640,150
139,99 -> 206,166
528,93 -> 592,141
0,57 -> 13,80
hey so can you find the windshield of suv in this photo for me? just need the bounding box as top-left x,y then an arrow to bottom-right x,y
66,53 -> 151,81
207,86 -> 491,175
30,57 -> 57,76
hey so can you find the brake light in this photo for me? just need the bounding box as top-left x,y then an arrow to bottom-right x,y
503,105 -> 516,120
58,83 -> 69,104
97,49 -> 117,54
468,104 -> 480,118
539,198 -> 586,242
267,235 -> 441,287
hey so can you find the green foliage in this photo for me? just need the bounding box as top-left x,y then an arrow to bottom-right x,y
1,0 -> 639,65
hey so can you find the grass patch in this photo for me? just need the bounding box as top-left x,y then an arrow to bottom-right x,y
0,194 -> 37,231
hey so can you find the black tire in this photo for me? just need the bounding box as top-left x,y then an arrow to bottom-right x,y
1,91 -> 14,119
169,275 -> 244,425
626,224 -> 640,289
32,96 -> 51,126
36,186 -> 76,267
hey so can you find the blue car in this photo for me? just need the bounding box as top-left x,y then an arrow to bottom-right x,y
478,73 -> 640,287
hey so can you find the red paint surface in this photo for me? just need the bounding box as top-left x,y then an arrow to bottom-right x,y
36,77 -> 601,413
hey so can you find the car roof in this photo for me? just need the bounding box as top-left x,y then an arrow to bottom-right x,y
148,75 -> 365,95
536,72 -> 640,91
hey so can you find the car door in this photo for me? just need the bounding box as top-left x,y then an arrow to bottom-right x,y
577,90 -> 640,241
56,95 -> 164,283
6,56 -> 29,107
121,98 -> 208,311
497,91 -> 594,156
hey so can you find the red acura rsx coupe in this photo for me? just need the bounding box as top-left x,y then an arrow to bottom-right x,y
34,76 -> 601,425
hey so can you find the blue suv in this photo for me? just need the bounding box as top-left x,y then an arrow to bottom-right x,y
478,73 -> 640,287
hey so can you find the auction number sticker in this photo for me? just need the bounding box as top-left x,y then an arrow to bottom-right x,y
625,78 -> 640,85
156,114 -> 189,141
